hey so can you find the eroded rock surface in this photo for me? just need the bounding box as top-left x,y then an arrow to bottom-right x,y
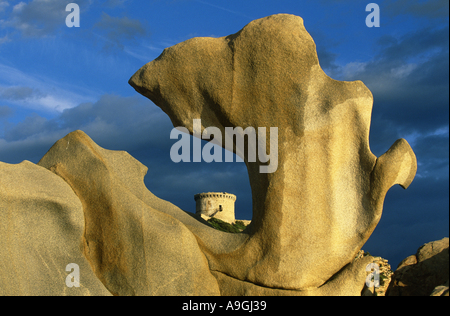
0,159 -> 111,296
0,14 -> 418,296
129,14 -> 417,292
36,130 -> 220,296
387,238 -> 449,296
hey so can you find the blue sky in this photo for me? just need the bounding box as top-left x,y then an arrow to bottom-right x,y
0,0 -> 448,269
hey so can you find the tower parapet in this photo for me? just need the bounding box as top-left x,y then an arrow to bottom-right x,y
194,192 -> 236,224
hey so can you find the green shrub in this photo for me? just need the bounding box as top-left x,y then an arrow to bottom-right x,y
207,218 -> 248,233
234,220 -> 247,231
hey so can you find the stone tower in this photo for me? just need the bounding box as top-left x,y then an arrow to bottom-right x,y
194,192 -> 236,224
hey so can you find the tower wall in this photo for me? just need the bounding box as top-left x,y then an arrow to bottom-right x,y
194,192 -> 236,224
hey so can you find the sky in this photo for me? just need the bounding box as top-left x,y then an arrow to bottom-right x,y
0,0 -> 448,269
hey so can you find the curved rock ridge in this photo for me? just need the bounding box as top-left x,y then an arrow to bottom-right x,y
0,158 -> 111,296
387,237 -> 449,296
129,13 -> 417,292
0,130 -> 374,295
36,130 -> 221,296
0,14 -> 418,296
1,130 -> 226,295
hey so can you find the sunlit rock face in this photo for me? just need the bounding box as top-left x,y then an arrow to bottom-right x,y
130,14 -> 417,293
0,14 -> 417,296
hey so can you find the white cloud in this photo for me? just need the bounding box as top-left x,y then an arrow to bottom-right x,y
193,0 -> 254,19
0,93 -> 173,162
2,0 -> 90,37
390,63 -> 418,78
0,34 -> 10,44
93,13 -> 147,50
12,2 -> 25,13
0,63 -> 97,112
124,43 -> 166,62
340,61 -> 367,79
0,1 -> 9,12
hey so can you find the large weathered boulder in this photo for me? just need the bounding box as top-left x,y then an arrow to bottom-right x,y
0,130 -> 374,296
430,280 -> 449,296
0,160 -> 111,296
358,250 -> 393,296
387,238 -> 449,296
0,13 -> 417,296
129,13 -> 417,293
0,131 -> 222,296
36,130 -> 220,296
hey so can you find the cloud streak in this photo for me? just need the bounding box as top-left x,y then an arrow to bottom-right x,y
0,92 -> 251,217
0,63 -> 97,112
0,94 -> 169,159
329,25 -> 449,141
93,12 -> 148,51
384,0 -> 449,19
0,1 -> 9,12
193,0 -> 254,20
1,0 -> 91,38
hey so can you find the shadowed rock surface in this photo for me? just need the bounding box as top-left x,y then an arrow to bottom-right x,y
387,238 -> 449,296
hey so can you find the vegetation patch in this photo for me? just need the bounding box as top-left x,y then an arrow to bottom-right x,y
207,218 -> 248,233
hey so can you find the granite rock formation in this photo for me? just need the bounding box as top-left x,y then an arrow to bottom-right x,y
0,159 -> 111,296
0,14 -> 418,296
1,131 -> 221,295
129,14 -> 417,293
358,250 -> 393,296
387,238 -> 449,296
37,131 -> 221,295
431,280 -> 449,296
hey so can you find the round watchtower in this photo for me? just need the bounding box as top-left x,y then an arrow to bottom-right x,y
194,192 -> 237,224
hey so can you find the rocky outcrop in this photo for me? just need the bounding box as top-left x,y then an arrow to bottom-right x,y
0,14 -> 418,296
357,251 -> 393,296
0,130 -> 374,295
36,130 -> 220,296
1,131 -> 221,295
430,280 -> 449,296
129,13 -> 416,293
0,159 -> 111,296
387,238 -> 449,296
